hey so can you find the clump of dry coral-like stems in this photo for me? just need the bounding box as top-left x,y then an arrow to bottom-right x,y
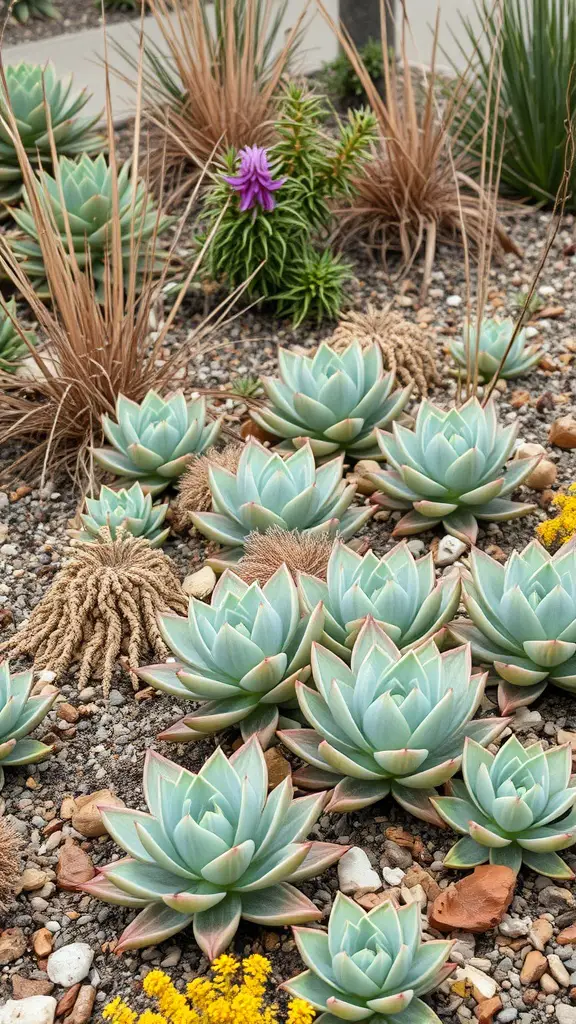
0,817 -> 22,909
0,530 -> 188,697
317,1 -> 518,298
172,442 -> 244,528
236,527 -> 334,585
329,305 -> 441,396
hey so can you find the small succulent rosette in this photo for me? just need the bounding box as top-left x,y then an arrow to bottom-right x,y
69,482 -> 170,547
449,317 -> 540,381
0,661 -> 56,789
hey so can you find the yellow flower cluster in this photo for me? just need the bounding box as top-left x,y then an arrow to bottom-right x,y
536,484 -> 576,548
101,955 -> 315,1024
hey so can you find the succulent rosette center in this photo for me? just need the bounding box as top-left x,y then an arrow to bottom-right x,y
449,318 -> 540,382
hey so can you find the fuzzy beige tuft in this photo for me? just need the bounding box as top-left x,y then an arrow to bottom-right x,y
0,817 -> 22,909
0,530 -> 188,697
236,527 -> 335,586
329,305 -> 441,397
172,443 -> 244,530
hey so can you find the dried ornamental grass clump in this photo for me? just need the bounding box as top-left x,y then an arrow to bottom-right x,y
0,817 -> 22,909
172,443 -> 244,530
103,955 -> 316,1024
236,527 -> 334,586
0,530 -> 188,697
537,485 -> 576,549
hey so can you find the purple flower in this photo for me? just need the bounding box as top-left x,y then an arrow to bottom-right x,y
224,145 -> 285,213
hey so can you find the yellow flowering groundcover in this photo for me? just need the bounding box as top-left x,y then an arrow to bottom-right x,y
537,484 -> 576,548
102,954 -> 316,1024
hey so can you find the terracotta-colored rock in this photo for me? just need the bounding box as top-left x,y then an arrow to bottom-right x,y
354,889 -> 401,911
549,414 -> 576,448
58,703 -> 79,724
65,984 -> 96,1023
557,923 -> 576,945
428,865 -> 516,933
403,863 -> 441,902
0,927 -> 27,964
72,789 -> 125,837
529,917 -> 554,951
264,747 -> 291,789
474,996 -> 503,1024
521,949 -> 548,985
32,928 -> 53,958
12,976 -> 54,998
56,840 -> 95,891
56,983 -> 81,1017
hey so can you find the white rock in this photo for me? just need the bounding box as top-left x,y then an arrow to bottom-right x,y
556,1007 -> 576,1024
498,914 -> 531,938
338,847 -> 381,895
547,953 -> 570,987
525,326 -> 539,339
454,965 -> 497,1001
0,996 -> 56,1024
182,565 -> 217,599
511,707 -> 542,733
446,295 -> 462,307
435,535 -> 467,567
382,866 -> 405,886
47,942 -> 94,986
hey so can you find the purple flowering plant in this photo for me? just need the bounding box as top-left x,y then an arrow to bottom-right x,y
224,144 -> 286,213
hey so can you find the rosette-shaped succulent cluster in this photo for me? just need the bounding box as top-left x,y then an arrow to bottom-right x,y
10,154 -> 172,299
138,565 -> 325,747
433,735 -> 576,879
191,440 -> 373,568
279,619 -> 507,824
0,298 -> 36,373
450,539 -> 576,714
70,483 -> 170,547
0,661 -> 56,788
298,540 -> 460,660
82,739 -> 346,957
284,892 -> 454,1024
368,398 -> 538,544
449,318 -> 541,381
251,341 -> 411,459
93,391 -> 221,496
0,63 -> 102,210
11,0 -> 60,23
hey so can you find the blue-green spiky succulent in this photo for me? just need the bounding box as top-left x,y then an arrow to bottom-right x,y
70,483 -> 170,547
191,439 -> 373,569
449,539 -> 576,715
297,540 -> 461,660
449,318 -> 541,381
368,397 -> 539,544
250,340 -> 411,459
0,298 -> 36,373
0,661 -> 56,788
433,735 -> 576,880
284,892 -> 454,1024
279,618 -> 507,825
93,391 -> 222,496
82,738 -> 346,958
138,565 -> 325,748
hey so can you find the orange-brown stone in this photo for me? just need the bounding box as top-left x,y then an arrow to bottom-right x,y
428,865 -> 516,933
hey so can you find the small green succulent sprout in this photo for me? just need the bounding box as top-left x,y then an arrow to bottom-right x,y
449,538 -> 576,715
433,735 -> 576,880
297,540 -> 461,660
279,618 -> 508,825
138,564 -> 325,748
82,738 -> 347,958
10,0 -> 60,27
0,297 -> 36,373
368,397 -> 539,544
93,391 -> 222,496
250,340 -> 411,460
284,892 -> 454,1024
0,662 -> 57,789
70,483 -> 170,548
191,439 -> 373,569
449,318 -> 541,382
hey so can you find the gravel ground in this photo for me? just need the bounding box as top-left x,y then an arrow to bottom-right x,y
1,206 -> 576,1021
1,0 -> 136,47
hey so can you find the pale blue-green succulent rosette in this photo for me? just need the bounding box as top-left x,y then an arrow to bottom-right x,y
449,318 -> 541,382
449,538 -> 576,714
82,738 -> 346,959
368,397 -> 538,544
69,482 -> 170,547
433,735 -> 576,880
138,564 -> 325,748
284,892 -> 454,1024
191,439 -> 373,569
297,539 -> 460,660
0,661 -> 56,789
279,618 -> 508,826
250,340 -> 411,459
93,390 -> 222,496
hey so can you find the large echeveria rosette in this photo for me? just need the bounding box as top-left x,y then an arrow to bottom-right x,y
297,540 -> 461,660
368,398 -> 539,544
82,739 -> 347,958
279,618 -> 508,826
250,340 -> 412,459
284,892 -> 454,1024
432,735 -> 576,880
449,539 -> 576,714
138,565 -> 325,748
191,439 -> 373,569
